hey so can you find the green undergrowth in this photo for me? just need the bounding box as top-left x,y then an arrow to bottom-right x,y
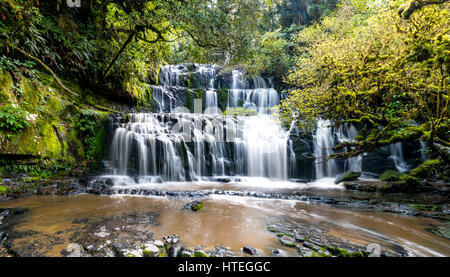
0,68 -> 129,178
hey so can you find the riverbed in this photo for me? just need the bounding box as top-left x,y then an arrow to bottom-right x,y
1,181 -> 449,257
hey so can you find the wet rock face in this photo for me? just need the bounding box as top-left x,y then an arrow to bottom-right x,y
288,128 -> 315,180
362,149 -> 397,175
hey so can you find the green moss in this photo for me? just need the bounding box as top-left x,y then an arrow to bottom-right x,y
327,246 -> 365,257
191,201 -> 204,212
216,88 -> 229,111
186,90 -> 194,112
194,89 -> 206,111
266,225 -> 279,233
67,129 -> 85,158
409,204 -> 443,212
194,250 -> 208,257
379,170 -> 406,182
223,107 -> 257,116
0,185 -> 6,194
311,250 -> 333,257
335,171 -> 361,184
409,159 -> 441,179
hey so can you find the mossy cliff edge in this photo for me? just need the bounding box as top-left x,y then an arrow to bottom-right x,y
0,69 -> 154,181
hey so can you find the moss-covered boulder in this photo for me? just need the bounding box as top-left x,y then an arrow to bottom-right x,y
379,170 -> 406,182
184,200 -> 204,212
327,246 -> 365,257
335,171 -> 361,184
409,159 -> 441,179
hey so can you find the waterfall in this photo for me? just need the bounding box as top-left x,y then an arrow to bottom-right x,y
227,70 -> 279,114
336,123 -> 362,172
388,142 -> 409,172
205,77 -> 218,114
107,64 -> 294,182
314,120 -> 338,178
313,119 -> 363,179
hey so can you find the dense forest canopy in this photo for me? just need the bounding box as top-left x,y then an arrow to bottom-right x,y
0,0 -> 338,88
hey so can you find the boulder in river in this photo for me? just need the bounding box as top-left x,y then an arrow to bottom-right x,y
242,245 -> 257,255
335,171 -> 361,184
184,201 -> 204,212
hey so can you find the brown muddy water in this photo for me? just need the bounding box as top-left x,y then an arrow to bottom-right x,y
2,191 -> 449,257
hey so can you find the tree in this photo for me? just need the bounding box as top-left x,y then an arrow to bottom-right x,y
281,0 -> 449,163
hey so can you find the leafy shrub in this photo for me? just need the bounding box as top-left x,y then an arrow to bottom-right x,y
0,104 -> 30,132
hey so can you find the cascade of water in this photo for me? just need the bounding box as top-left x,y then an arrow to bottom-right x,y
227,70 -> 279,114
336,124 -> 362,172
314,120 -> 338,178
205,78 -> 218,114
388,142 -> 409,172
108,64 -> 294,182
313,120 -> 365,179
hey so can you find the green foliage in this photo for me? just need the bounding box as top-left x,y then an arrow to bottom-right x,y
0,185 -> 6,194
246,29 -> 293,79
281,0 -> 449,161
0,158 -> 73,178
75,109 -> 106,160
0,104 -> 30,133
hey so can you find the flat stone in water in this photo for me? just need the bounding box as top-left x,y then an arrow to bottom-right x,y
279,236 -> 296,247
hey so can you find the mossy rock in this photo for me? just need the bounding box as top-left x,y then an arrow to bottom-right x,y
279,235 -> 296,247
266,225 -> 279,233
409,159 -> 441,179
327,246 -> 365,257
0,185 -> 6,194
429,225 -> 450,239
184,201 -> 204,212
193,249 -> 208,257
335,171 -> 361,184
379,170 -> 406,182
